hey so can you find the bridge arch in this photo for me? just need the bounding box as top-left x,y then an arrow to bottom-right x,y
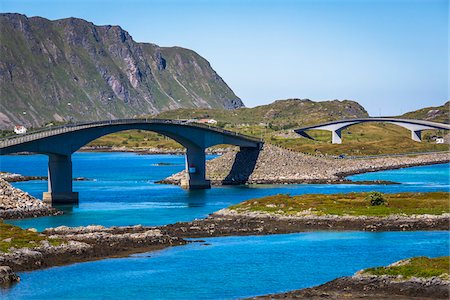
294,118 -> 450,144
0,119 -> 263,204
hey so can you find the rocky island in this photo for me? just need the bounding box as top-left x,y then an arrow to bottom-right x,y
0,179 -> 61,219
251,256 -> 450,299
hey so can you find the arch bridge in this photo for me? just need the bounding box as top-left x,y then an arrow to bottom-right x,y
294,118 -> 450,144
0,119 -> 263,204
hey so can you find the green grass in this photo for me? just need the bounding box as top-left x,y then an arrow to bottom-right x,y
0,222 -> 64,253
363,256 -> 450,279
229,192 -> 450,217
87,130 -> 184,149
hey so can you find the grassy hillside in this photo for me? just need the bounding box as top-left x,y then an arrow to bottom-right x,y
270,123 -> 448,155
87,99 -> 448,155
156,98 -> 368,128
400,101 -> 449,123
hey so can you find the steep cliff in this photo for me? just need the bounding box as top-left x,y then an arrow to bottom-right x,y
0,13 -> 243,128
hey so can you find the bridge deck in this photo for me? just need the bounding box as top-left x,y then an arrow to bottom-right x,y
1,119 -> 262,148
295,118 -> 450,132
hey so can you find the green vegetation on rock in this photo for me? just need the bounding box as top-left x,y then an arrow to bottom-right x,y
0,222 -> 63,253
229,192 -> 450,217
366,191 -> 387,206
363,256 -> 450,279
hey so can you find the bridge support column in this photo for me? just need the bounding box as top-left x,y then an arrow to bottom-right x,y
43,154 -> 78,205
411,130 -> 422,142
331,129 -> 342,144
181,146 -> 211,189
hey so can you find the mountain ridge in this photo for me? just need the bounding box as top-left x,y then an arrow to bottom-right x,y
400,101 -> 449,124
0,13 -> 243,129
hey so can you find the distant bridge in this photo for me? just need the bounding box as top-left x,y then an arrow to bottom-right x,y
294,118 -> 450,144
0,119 -> 263,204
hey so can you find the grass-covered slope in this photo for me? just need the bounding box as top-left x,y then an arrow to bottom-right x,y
400,102 -> 449,124
363,256 -> 449,279
157,98 -> 368,128
228,192 -> 450,217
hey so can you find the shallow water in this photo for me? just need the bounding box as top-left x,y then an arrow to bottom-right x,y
0,152 -> 448,230
1,231 -> 448,299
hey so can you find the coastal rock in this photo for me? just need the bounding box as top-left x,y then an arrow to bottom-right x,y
0,225 -> 186,273
0,179 -> 61,219
250,275 -> 450,299
0,266 -> 20,286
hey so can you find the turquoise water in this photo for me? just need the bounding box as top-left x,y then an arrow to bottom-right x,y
0,153 -> 449,299
0,152 -> 448,230
1,231 -> 448,299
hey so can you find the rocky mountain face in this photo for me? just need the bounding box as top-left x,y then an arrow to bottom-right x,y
0,13 -> 243,129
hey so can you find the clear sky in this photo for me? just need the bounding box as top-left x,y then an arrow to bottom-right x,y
1,0 -> 448,115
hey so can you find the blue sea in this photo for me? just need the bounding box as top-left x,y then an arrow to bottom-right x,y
0,152 -> 448,299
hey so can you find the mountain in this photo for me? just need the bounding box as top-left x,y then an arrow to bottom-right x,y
157,98 -> 369,128
400,101 -> 449,124
0,13 -> 243,129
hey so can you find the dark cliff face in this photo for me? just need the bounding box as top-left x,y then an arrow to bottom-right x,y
0,13 -> 244,128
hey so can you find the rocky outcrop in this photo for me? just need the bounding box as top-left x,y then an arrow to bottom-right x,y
0,266 -> 19,286
158,212 -> 450,238
251,274 -> 450,299
0,225 -> 186,272
0,179 -> 61,219
0,13 -> 243,129
161,145 -> 450,185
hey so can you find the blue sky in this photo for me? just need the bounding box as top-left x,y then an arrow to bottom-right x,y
1,0 -> 448,115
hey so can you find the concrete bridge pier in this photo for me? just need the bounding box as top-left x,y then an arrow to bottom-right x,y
331,129 -> 342,144
181,146 -> 211,189
43,154 -> 79,205
411,130 -> 422,142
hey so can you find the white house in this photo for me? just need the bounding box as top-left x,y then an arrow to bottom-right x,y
14,125 -> 27,134
196,118 -> 217,125
435,137 -> 445,144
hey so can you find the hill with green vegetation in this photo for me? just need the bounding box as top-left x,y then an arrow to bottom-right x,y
86,99 -> 448,155
400,101 -> 449,124
156,98 -> 368,128
0,13 -> 243,129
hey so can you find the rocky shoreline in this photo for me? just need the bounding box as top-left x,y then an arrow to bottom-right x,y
0,225 -> 186,273
0,266 -> 20,287
161,145 -> 450,185
1,210 -> 448,275
251,274 -> 450,299
0,179 -> 61,219
158,210 -> 450,238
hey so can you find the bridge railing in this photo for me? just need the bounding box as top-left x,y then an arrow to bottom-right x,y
0,119 -> 262,148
